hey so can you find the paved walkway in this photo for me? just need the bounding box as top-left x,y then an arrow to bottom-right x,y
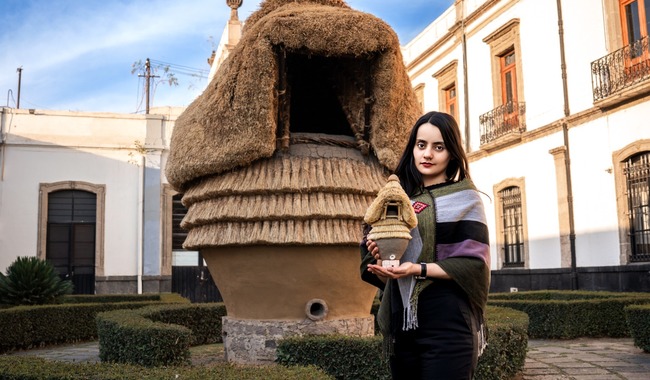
524,338 -> 650,380
4,338 -> 650,379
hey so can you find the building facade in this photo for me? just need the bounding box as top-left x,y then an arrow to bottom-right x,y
2,0 -> 649,295
0,107 -> 186,294
403,0 -> 650,291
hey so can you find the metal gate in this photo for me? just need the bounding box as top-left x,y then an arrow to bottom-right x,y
171,257 -> 222,303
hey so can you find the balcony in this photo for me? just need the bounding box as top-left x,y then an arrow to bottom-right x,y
591,35 -> 650,104
479,101 -> 526,148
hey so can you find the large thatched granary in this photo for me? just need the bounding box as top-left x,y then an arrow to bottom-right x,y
166,0 -> 420,363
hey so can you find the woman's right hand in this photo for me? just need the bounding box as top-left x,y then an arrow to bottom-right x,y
366,239 -> 381,263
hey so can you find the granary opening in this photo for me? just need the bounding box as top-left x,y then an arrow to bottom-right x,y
277,49 -> 375,144
287,53 -> 351,136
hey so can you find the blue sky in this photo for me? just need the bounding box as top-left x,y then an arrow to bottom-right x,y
0,0 -> 453,114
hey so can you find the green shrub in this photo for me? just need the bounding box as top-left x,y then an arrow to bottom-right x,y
0,295 -> 188,353
474,306 -> 529,380
96,303 -> 226,366
625,304 -> 650,353
488,291 -> 650,339
276,306 -> 529,380
277,334 -> 390,380
0,256 -> 73,306
0,356 -> 334,380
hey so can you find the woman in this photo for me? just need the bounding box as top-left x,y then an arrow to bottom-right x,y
360,111 -> 490,379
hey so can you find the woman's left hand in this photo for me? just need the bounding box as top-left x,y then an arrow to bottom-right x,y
367,262 -> 418,280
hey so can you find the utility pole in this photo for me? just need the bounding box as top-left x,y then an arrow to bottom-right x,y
138,58 -> 158,114
16,67 -> 22,109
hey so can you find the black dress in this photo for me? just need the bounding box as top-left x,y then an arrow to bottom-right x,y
389,278 -> 474,380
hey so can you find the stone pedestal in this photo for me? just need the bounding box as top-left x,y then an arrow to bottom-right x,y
222,316 -> 375,364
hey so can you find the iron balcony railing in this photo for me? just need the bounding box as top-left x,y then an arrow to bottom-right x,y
479,101 -> 526,146
591,35 -> 650,102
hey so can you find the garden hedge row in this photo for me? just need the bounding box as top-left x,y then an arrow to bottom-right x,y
276,305 -> 529,380
0,293 -> 187,354
625,303 -> 650,353
96,303 -> 226,367
487,290 -> 650,339
0,356 -> 333,380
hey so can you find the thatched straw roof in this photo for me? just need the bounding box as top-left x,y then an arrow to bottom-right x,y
165,0 -> 420,191
181,142 -> 387,248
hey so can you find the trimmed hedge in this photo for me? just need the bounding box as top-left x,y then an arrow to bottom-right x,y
0,356 -> 334,380
488,290 -> 650,339
625,303 -> 650,352
61,294 -> 168,304
474,306 -> 529,380
96,303 -> 226,366
277,335 -> 389,380
276,306 -> 529,380
0,293 -> 188,354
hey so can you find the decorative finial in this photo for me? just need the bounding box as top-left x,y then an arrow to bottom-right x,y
226,0 -> 243,20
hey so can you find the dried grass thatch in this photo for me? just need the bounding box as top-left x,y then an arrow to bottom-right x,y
166,0 -> 420,190
181,143 -> 388,248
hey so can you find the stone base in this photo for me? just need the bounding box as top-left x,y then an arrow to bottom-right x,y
222,316 -> 375,364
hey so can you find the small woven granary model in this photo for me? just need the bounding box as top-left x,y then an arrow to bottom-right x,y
166,0 -> 420,364
364,174 -> 418,267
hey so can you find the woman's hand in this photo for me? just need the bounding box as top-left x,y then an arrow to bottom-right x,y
366,239 -> 380,260
367,261 -> 418,280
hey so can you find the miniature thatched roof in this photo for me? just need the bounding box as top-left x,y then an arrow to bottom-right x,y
165,0 -> 420,191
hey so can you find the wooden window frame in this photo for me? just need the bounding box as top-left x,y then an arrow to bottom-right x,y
414,83 -> 425,114
493,178 -> 529,269
483,19 -> 525,110
433,60 -> 459,119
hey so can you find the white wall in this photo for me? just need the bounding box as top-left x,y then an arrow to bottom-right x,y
0,109 -> 165,277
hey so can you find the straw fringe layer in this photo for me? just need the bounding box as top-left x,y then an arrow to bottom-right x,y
182,192 -> 375,228
181,155 -> 387,205
183,218 -> 363,249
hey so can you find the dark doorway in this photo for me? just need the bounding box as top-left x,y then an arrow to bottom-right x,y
46,190 -> 96,294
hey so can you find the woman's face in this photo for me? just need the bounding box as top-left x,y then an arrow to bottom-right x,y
412,123 -> 451,187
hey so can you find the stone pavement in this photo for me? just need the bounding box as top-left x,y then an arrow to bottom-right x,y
4,338 -> 650,379
523,338 -> 650,379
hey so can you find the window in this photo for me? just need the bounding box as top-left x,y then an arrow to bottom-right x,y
172,194 -> 187,251
500,50 -> 519,130
480,20 -> 526,147
499,186 -> 525,267
620,0 -> 650,62
444,85 -> 457,120
593,1 -> 650,103
494,178 -> 528,269
433,61 -> 458,119
414,84 -> 425,113
170,193 -> 200,266
624,151 -> 650,261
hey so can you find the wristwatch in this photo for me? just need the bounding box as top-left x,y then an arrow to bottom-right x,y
415,262 -> 427,280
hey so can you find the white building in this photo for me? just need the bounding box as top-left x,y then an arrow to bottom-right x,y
403,0 -> 650,291
0,107 -> 185,294
1,0 -> 648,295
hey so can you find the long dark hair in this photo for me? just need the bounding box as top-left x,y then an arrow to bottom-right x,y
394,111 -> 470,197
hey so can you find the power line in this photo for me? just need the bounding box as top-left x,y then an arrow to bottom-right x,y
149,59 -> 209,78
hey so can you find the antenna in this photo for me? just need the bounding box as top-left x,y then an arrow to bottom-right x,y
16,67 -> 23,109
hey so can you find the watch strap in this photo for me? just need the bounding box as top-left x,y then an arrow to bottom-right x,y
415,262 -> 427,280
